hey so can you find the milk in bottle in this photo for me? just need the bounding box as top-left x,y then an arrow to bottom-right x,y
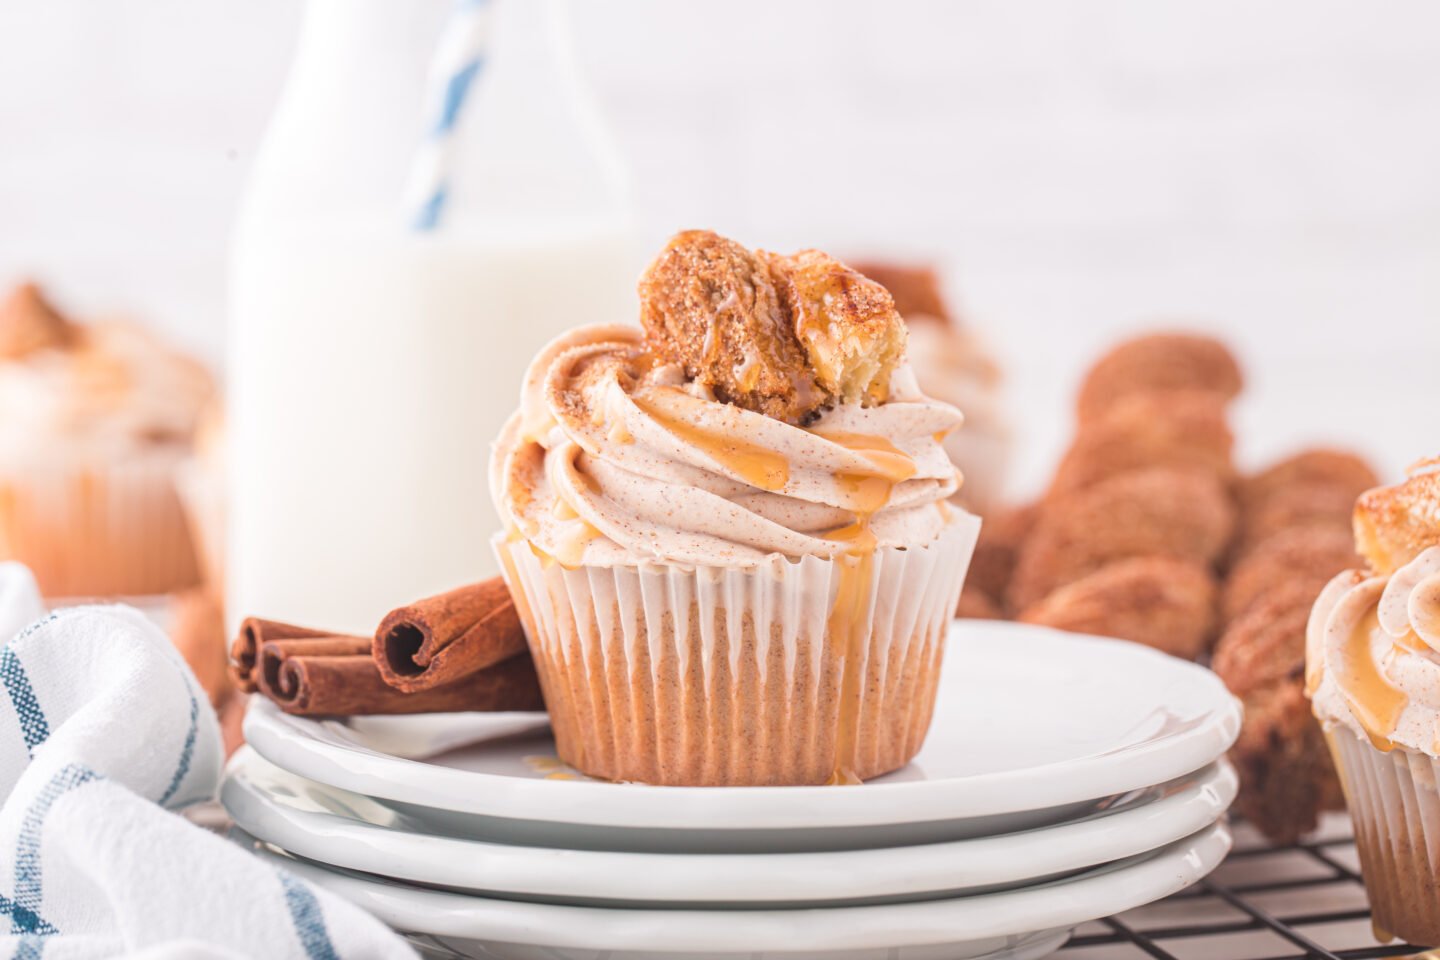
229,0 -> 635,632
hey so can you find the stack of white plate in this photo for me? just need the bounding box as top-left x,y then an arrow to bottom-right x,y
227,620 -> 1242,960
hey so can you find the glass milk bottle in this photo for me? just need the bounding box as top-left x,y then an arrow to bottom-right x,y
228,0 -> 636,633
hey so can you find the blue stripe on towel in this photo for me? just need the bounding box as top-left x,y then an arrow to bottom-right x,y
14,614 -> 58,644
277,870 -> 340,960
11,933 -> 43,959
12,764 -> 99,934
0,893 -> 55,937
0,649 -> 47,756
157,692 -> 199,808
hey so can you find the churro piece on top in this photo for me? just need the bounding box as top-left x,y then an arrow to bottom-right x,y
1353,457 -> 1440,575
638,231 -> 906,423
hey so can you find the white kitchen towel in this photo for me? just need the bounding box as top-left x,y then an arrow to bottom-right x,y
0,563 -> 415,960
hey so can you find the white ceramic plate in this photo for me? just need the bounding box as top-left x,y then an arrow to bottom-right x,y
240,821 -> 1231,960
244,621 -> 1241,851
223,747 -> 1237,907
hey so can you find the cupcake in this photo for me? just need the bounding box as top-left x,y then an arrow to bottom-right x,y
850,262 -> 1010,514
0,282 -> 214,598
1307,458 -> 1440,944
491,231 -> 980,786
174,400 -> 226,592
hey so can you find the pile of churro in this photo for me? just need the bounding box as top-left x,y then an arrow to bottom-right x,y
964,332 -> 1376,842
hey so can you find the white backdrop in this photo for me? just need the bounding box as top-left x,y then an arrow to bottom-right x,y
1,0 -> 1437,496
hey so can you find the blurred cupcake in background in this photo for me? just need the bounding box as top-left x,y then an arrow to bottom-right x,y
0,282 -> 214,598
851,262 -> 1010,514
174,400 -> 226,594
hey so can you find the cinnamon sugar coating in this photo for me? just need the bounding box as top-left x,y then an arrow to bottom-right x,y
1049,389 -> 1234,496
1238,449 -> 1379,513
1353,458 -> 1440,575
965,502 -> 1035,611
847,261 -> 951,324
1009,467 -> 1235,612
767,249 -> 908,409
956,585 -> 1003,620
1221,525 -> 1358,622
638,230 -> 906,424
1076,332 -> 1242,422
1017,556 -> 1217,660
1232,483 -> 1359,561
1212,582 -> 1343,843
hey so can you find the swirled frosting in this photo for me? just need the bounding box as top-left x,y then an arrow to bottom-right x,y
490,324 -> 966,568
1307,545 -> 1440,754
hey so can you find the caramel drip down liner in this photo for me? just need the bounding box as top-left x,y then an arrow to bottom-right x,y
496,517 -> 978,786
1329,731 -> 1440,946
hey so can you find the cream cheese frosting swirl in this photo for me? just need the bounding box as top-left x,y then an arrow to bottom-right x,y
1307,545 -> 1440,754
490,324 -> 965,569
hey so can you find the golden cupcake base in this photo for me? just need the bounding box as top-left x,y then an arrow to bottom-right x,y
1330,729 -> 1440,946
496,517 -> 977,787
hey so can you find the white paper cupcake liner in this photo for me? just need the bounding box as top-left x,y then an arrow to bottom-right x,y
1329,729 -> 1440,945
495,513 -> 979,786
0,450 -> 201,599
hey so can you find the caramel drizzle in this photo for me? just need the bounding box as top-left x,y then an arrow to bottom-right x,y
813,429 -> 918,784
631,388 -> 790,491
1323,557 -> 1440,752
824,548 -> 875,785
539,379 -> 935,782
520,409 -> 558,446
607,419 -> 634,445
551,521 -> 603,569
1334,607 -> 1408,751
529,449 -> 611,570
809,430 -> 918,484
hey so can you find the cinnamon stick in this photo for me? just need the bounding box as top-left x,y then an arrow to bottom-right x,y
263,645 -> 543,717
229,617 -> 332,694
258,636 -> 371,698
373,577 -> 527,693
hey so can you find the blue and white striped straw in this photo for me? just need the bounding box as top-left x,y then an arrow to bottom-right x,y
405,0 -> 494,231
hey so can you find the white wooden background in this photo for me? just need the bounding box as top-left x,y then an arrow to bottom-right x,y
1,0 -> 1437,497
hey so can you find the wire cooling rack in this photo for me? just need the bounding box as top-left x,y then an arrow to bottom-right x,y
1060,814 -> 1431,960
